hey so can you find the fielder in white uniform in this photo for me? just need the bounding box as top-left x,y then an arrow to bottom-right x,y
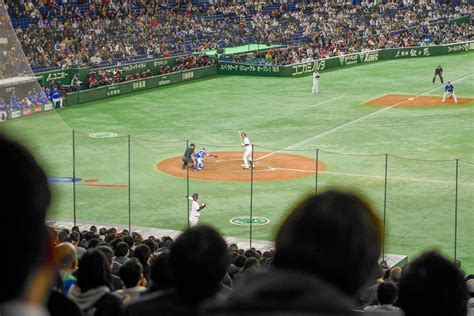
187,193 -> 206,227
312,68 -> 320,94
240,132 -> 253,169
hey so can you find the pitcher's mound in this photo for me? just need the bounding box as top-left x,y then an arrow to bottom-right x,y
367,94 -> 474,107
157,152 -> 325,182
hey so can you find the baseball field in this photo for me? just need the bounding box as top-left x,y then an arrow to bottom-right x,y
1,51 -> 473,272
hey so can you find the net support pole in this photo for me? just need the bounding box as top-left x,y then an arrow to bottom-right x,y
128,135 -> 131,232
454,159 -> 459,260
250,144 -> 255,248
382,154 -> 388,261
315,148 -> 319,195
186,140 -> 190,228
72,130 -> 77,226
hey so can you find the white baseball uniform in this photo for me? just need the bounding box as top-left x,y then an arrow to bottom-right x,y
242,136 -> 253,169
312,71 -> 320,94
188,197 -> 201,227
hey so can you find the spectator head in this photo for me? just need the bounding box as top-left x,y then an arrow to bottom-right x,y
70,231 -> 81,245
134,244 -> 151,267
143,239 -> 158,254
58,230 -> 70,243
54,242 -> 78,271
228,243 -> 238,252
76,249 -> 112,292
99,227 -> 107,236
398,251 -> 468,316
123,235 -> 134,249
169,225 -> 228,303
388,267 -> 402,283
87,238 -> 101,249
467,279 -> 474,298
96,245 -> 114,267
244,249 -> 260,260
376,281 -> 398,305
273,190 -> 382,296
149,251 -> 173,292
0,133 -> 51,302
234,255 -> 247,268
243,257 -> 260,271
119,258 -> 143,288
115,242 -> 130,257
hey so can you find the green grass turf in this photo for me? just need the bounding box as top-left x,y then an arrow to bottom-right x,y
1,52 -> 473,272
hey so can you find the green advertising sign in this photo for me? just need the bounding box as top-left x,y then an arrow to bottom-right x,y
66,66 -> 217,106
218,41 -> 473,77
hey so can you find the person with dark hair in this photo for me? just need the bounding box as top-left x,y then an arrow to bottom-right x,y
143,239 -> 158,255
363,281 -> 403,315
117,258 -> 146,303
96,246 -> 124,291
68,249 -> 125,316
123,236 -> 135,257
146,250 -> 173,294
134,244 -> 152,282
206,189 -> 382,314
0,132 -> 54,315
114,242 -> 130,266
126,225 -> 229,316
397,251 -> 468,316
70,231 -> 86,259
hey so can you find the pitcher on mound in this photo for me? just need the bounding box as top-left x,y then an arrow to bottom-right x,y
240,132 -> 253,169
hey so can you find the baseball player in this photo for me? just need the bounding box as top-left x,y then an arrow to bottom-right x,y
432,65 -> 443,84
312,68 -> 320,94
182,143 -> 196,169
240,132 -> 253,169
193,147 -> 218,172
441,81 -> 457,103
187,193 -> 206,227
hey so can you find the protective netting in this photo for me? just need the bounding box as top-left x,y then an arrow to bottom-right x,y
41,132 -> 473,259
0,0 -> 52,120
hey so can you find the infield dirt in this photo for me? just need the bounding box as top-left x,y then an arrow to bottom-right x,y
157,152 -> 325,182
367,94 -> 474,107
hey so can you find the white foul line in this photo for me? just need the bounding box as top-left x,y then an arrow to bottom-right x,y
304,95 -> 345,108
256,73 -> 474,162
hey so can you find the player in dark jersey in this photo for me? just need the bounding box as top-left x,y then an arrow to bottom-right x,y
182,143 -> 196,169
433,65 -> 443,84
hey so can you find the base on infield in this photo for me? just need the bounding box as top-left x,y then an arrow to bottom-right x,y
367,94 -> 474,107
156,152 -> 325,182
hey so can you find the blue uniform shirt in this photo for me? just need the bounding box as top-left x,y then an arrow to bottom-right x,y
51,90 -> 61,99
445,84 -> 454,93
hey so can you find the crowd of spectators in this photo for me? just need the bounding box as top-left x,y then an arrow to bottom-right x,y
2,0 -> 471,72
231,19 -> 472,65
85,54 -> 214,88
1,131 -> 473,315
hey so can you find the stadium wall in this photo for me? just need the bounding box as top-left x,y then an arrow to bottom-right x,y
65,65 -> 218,106
217,41 -> 474,77
36,55 -> 188,90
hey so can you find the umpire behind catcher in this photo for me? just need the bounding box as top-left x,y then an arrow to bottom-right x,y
433,65 -> 443,84
182,143 -> 196,169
